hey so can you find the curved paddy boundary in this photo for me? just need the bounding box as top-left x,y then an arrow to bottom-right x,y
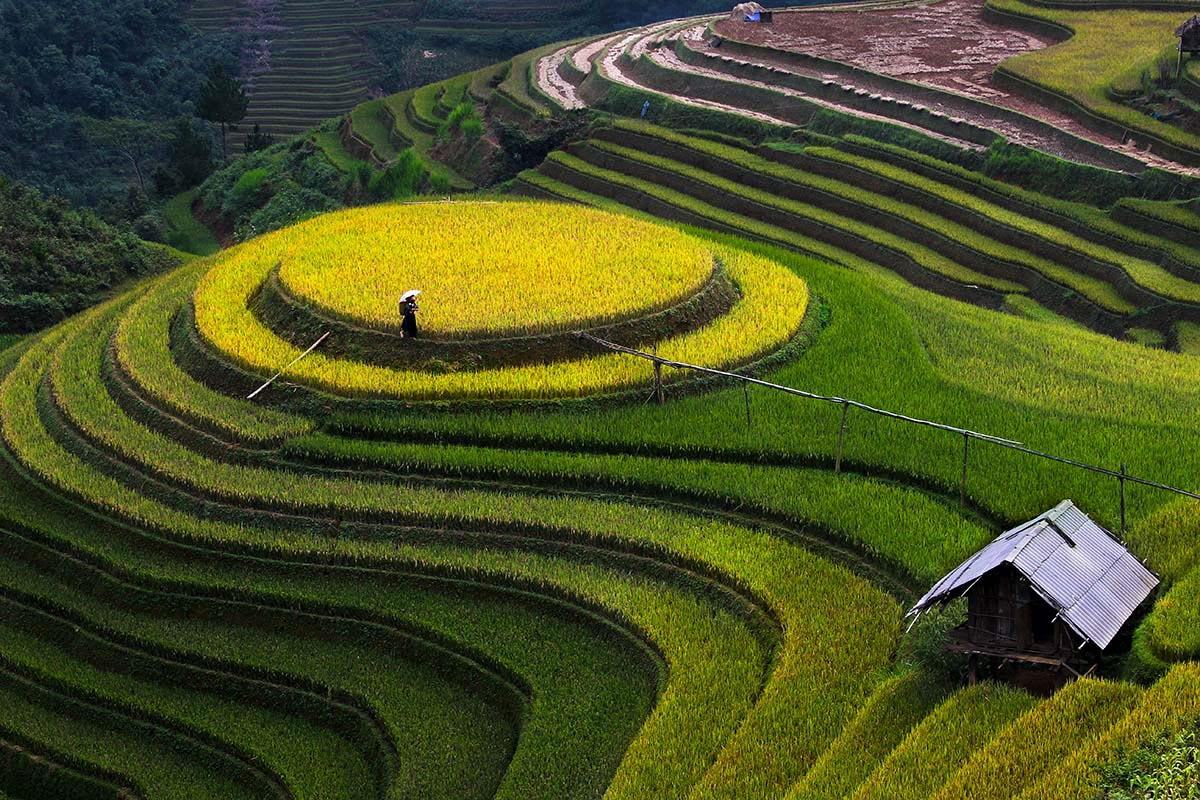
106,298 -> 987,598
586,125 -> 1200,329
0,656 -> 290,800
538,136 -> 1166,337
35,369 -> 782,663
0,724 -> 146,800
0,441 -> 665,800
0,587 -> 394,800
173,283 -> 825,413
102,322 -> 926,601
253,260 -> 740,371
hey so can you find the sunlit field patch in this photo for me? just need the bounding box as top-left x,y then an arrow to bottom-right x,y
192,200 -> 809,400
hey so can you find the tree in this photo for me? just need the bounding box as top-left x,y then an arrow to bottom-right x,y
197,64 -> 248,162
243,123 -> 275,154
169,117 -> 213,188
77,116 -> 169,197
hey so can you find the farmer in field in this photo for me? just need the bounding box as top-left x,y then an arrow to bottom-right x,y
399,289 -> 421,338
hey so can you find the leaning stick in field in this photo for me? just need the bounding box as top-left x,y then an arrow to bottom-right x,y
247,331 -> 331,399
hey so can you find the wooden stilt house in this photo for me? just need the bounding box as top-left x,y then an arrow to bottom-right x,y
907,500 -> 1158,685
1178,16 -> 1200,72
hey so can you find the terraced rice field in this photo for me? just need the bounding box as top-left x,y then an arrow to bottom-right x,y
518,119 -> 1200,339
5,187 -> 1200,797
187,0 -> 594,149
10,1 -> 1200,796
529,0 -> 1200,173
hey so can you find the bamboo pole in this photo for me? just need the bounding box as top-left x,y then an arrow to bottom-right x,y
247,332 -> 330,400
835,400 -> 849,473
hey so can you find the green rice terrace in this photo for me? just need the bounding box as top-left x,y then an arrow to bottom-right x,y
8,0 -> 1200,797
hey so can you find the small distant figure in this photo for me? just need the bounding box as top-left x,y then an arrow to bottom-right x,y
640,100 -> 651,119
399,289 -> 421,338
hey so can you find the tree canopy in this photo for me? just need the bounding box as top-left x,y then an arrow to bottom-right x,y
0,176 -> 176,332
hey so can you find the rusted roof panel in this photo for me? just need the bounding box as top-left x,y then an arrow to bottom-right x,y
908,500 -> 1159,649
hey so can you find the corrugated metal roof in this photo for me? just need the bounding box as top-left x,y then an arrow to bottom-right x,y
908,500 -> 1159,649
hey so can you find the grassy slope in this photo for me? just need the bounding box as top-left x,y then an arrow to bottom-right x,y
162,190 -> 220,256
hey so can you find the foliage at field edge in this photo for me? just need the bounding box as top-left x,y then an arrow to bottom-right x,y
0,176 -> 177,333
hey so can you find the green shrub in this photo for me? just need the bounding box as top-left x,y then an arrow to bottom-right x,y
237,182 -> 337,242
223,167 -> 270,218
1094,725 -> 1199,799
0,179 -> 175,333
439,101 -> 484,139
368,151 -> 426,201
428,169 -> 452,194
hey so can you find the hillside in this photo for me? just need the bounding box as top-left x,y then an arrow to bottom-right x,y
186,0 -> 738,149
0,177 -> 179,333
5,0 -> 1200,797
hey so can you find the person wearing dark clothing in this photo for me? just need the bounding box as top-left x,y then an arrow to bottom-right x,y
400,296 -> 419,338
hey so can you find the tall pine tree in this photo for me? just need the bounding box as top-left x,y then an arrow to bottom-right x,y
197,64 -> 248,162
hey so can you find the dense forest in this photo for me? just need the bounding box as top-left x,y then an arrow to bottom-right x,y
0,176 -> 177,332
0,0 -> 239,213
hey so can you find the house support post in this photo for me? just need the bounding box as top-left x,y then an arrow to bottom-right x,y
835,400 -> 849,473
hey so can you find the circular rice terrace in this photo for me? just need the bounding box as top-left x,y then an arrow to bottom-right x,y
192,202 -> 808,400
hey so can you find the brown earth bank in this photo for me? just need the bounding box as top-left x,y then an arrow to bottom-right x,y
713,0 -> 1199,173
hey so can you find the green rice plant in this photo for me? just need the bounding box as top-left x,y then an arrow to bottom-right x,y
312,129 -> 367,175
0,468 -> 664,800
930,678 -> 1142,800
349,100 -> 400,163
4,300 -> 902,800
0,533 -> 523,800
807,146 -> 1200,305
0,618 -> 376,800
162,189 -> 220,257
1127,327 -> 1166,348
840,135 -> 1200,272
410,82 -> 444,133
1177,321 -> 1200,354
285,434 -> 992,584
114,261 -> 312,443
580,136 -> 1030,293
337,226 -> 1200,539
0,335 -> 22,353
1137,566 -> 1200,661
1012,663 -> 1200,800
989,0 -> 1200,156
1117,197 -> 1200,235
540,151 -> 889,277
0,681 -> 252,800
849,682 -> 1037,800
554,143 -> 1019,292
1004,294 -> 1088,329
785,670 -> 950,800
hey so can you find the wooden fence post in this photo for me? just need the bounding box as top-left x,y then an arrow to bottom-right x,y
835,400 -> 849,473
743,383 -> 752,427
960,433 -> 970,508
1120,462 -> 1128,536
653,362 -> 665,405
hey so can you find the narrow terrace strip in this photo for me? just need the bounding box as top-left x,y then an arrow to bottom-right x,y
19,302 -> 901,800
